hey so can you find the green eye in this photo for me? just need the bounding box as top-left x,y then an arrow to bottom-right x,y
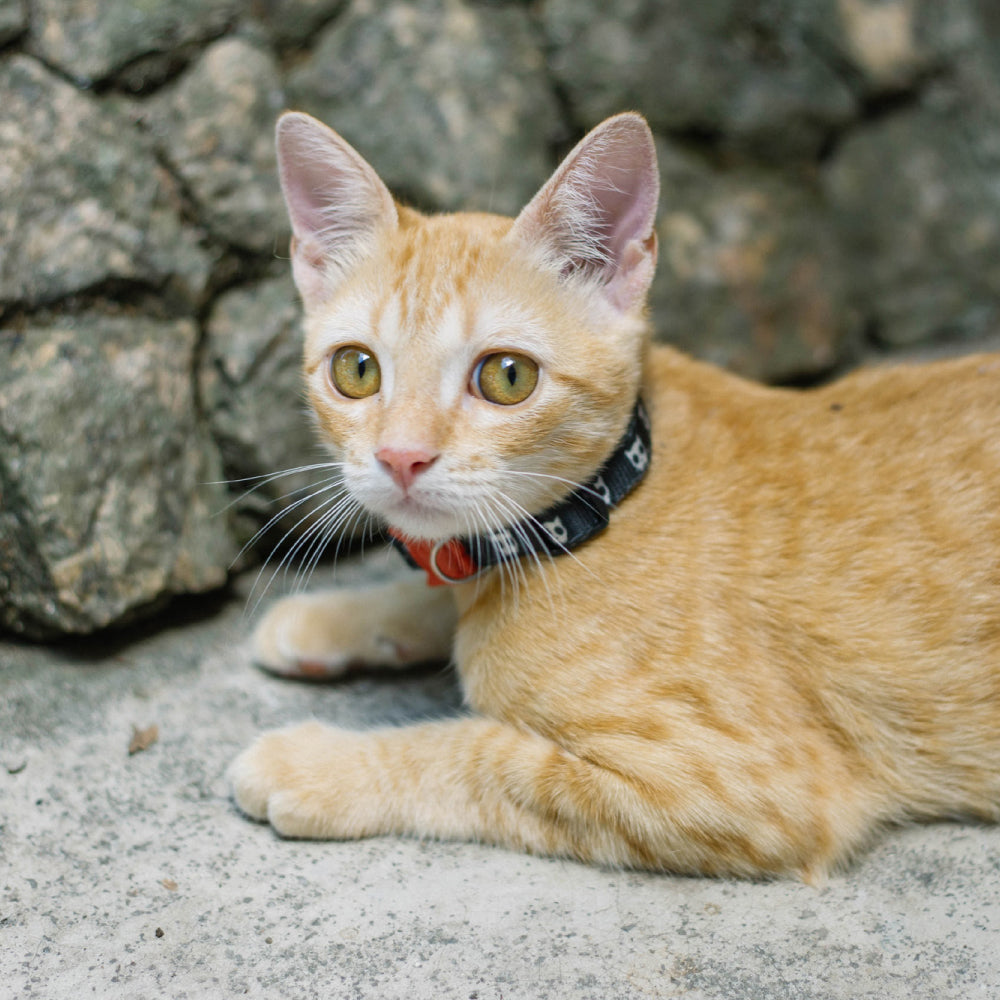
331,346 -> 381,399
473,352 -> 539,406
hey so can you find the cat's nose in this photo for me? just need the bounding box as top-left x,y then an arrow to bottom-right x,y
375,447 -> 439,492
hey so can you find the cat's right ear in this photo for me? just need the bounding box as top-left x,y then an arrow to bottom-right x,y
510,113 -> 659,315
275,112 -> 398,307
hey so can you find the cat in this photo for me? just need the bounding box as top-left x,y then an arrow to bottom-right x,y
229,110 -> 1000,881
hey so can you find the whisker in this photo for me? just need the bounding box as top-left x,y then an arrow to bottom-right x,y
228,474 -> 348,571
209,461 -> 346,515
480,495 -> 532,610
467,497 -> 513,607
458,505 -> 484,602
208,460 -> 346,488
292,493 -> 367,594
243,489 -> 356,619
497,489 -> 600,584
280,491 -> 361,587
502,468 -> 611,513
462,501 -> 497,604
488,492 -> 562,616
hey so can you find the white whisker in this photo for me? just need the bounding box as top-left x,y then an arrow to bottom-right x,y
281,492 -> 358,588
228,473 -> 348,571
488,492 -> 564,617
303,493 -> 374,587
494,489 -> 599,587
209,461 -> 346,516
503,468 -> 609,512
243,487 -> 361,620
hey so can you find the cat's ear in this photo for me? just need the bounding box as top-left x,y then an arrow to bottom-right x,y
275,112 -> 399,307
510,113 -> 659,314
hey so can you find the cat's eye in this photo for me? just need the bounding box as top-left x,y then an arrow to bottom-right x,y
473,352 -> 539,406
330,346 -> 381,399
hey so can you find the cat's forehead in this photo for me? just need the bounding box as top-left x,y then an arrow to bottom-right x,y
383,210 -> 515,328
312,209 -> 553,358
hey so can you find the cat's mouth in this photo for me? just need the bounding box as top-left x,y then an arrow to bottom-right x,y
377,493 -> 474,542
349,460 -> 557,544
359,477 -> 530,545
344,475 -> 469,540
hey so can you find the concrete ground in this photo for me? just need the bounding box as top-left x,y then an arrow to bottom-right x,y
2,548 -> 999,1000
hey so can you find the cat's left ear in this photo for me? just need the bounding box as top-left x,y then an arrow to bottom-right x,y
275,112 -> 399,308
510,113 -> 659,314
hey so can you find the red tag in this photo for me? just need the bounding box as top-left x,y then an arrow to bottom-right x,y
388,530 -> 479,585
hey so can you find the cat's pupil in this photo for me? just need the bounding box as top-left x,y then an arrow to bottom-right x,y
357,356 -> 367,379
502,358 -> 517,385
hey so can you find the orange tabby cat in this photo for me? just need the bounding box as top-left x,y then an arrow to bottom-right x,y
229,111 -> 1000,880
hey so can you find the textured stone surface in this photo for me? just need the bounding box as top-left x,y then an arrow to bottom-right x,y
0,314 -> 235,638
1,559 -> 999,999
653,141 -> 859,382
254,0 -> 347,46
0,56 -> 213,309
542,0 -> 857,160
817,0 -> 979,96
286,0 -> 562,213
141,37 -> 288,252
28,0 -> 238,86
0,0 -> 25,45
826,96 -> 1000,346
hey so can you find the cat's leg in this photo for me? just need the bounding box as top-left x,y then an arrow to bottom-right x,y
228,716 -> 870,878
229,718 -> 598,858
250,577 -> 456,678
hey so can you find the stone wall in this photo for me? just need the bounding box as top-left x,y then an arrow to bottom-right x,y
2,0 -> 999,637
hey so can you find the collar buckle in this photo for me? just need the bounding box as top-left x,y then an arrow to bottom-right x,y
427,539 -> 484,585
388,531 -> 483,586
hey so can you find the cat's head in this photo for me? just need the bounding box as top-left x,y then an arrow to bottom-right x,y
276,112 -> 659,542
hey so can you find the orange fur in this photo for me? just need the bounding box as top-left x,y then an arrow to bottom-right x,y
230,113 -> 1000,879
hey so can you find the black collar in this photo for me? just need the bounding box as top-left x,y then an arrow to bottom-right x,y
388,399 -> 651,585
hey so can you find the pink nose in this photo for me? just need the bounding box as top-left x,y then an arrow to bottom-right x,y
375,447 -> 439,492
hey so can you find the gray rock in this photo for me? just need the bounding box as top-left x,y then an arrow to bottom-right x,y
28,0 -> 238,86
541,0 -> 857,160
0,0 -> 26,46
813,0 -> 980,97
825,91 -> 1000,347
651,142 -> 859,383
285,0 -> 562,213
252,0 -> 347,47
200,273 -> 347,559
0,313 -> 235,639
140,37 -> 289,253
0,56 -> 213,309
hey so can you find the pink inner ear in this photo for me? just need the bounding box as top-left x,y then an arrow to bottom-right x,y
585,132 -> 660,272
513,114 -> 660,312
279,139 -> 340,243
275,113 -> 398,263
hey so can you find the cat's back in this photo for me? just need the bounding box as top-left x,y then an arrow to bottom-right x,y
640,346 -> 1000,553
632,346 -> 1000,632
589,348 -> 997,787
645,345 -> 1000,480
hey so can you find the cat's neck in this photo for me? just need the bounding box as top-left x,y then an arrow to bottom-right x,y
389,399 -> 653,586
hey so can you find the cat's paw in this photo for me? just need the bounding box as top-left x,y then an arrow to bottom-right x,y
228,721 -> 366,838
250,581 -> 456,679
250,592 -> 403,679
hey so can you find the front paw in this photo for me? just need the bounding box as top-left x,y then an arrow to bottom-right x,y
251,593 -> 400,679
228,721 -> 366,838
